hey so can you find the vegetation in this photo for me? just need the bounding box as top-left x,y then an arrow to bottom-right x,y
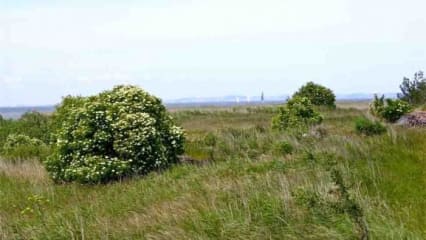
1,103 -> 425,239
272,96 -> 323,131
354,117 -> 387,136
44,85 -> 185,184
0,80 -> 424,238
1,134 -> 49,161
0,112 -> 51,160
293,81 -> 336,108
370,94 -> 411,122
0,112 -> 51,147
398,70 -> 426,105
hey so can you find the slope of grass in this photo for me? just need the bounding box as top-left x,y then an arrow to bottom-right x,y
0,104 -> 425,239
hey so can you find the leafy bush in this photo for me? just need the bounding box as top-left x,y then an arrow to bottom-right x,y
398,71 -> 426,105
45,85 -> 185,184
0,111 -> 51,148
354,118 -> 386,136
370,95 -> 411,122
272,96 -> 323,131
381,99 -> 411,122
49,95 -> 86,136
293,82 -> 336,108
18,111 -> 51,143
2,134 -> 49,160
274,141 -> 293,155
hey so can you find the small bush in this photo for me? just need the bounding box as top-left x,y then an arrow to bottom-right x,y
2,134 -> 49,160
45,85 -> 185,184
272,96 -> 323,131
18,112 -> 51,143
293,82 -> 336,108
381,99 -> 411,122
274,141 -> 294,155
370,95 -> 411,122
355,118 -> 387,136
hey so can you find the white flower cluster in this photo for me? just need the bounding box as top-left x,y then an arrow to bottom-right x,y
45,85 -> 185,183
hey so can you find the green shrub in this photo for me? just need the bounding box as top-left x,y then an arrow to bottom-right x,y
18,112 -> 51,143
398,71 -> 426,105
45,85 -> 185,184
2,134 -> 49,160
370,94 -> 385,117
49,95 -> 86,136
0,112 -> 51,148
272,96 -> 323,131
370,95 -> 411,122
355,117 -> 387,136
293,82 -> 336,108
381,99 -> 411,122
274,141 -> 293,155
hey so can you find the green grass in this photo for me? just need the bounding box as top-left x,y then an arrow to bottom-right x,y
0,104 -> 425,239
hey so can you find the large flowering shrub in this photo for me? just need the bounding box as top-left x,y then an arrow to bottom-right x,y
272,96 -> 323,131
45,85 -> 185,183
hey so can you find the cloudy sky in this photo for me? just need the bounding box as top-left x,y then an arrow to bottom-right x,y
1,0 -> 425,106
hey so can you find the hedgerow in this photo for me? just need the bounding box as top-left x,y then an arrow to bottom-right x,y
45,85 -> 185,183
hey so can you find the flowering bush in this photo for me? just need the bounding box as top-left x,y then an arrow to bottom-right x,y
2,134 -> 49,160
45,85 -> 185,183
370,95 -> 411,122
293,82 -> 336,108
272,96 -> 323,131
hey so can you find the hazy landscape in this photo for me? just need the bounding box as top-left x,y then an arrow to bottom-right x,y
2,1 -> 426,239
1,80 -> 425,239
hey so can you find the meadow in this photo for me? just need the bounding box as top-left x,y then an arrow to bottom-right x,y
0,102 -> 425,239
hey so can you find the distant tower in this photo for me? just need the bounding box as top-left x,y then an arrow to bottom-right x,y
261,91 -> 265,102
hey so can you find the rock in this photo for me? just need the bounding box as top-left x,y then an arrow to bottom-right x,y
397,111 -> 426,127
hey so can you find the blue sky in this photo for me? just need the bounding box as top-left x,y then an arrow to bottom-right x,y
1,0 -> 425,106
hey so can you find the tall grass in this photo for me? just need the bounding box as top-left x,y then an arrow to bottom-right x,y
0,104 -> 425,239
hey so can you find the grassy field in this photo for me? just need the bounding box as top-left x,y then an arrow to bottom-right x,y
0,102 -> 425,239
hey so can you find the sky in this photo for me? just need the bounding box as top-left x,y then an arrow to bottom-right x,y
1,0 -> 426,106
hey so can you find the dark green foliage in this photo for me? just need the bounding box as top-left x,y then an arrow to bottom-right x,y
370,95 -> 411,122
398,71 -> 426,105
355,117 -> 386,136
44,85 -> 185,184
381,99 -> 411,122
274,141 -> 293,155
0,112 -> 51,144
293,82 -> 336,108
272,96 -> 323,131
2,134 -> 49,160
18,112 -> 51,143
49,95 -> 86,136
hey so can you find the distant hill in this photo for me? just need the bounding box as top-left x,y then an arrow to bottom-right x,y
0,106 -> 55,119
0,93 -> 398,119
